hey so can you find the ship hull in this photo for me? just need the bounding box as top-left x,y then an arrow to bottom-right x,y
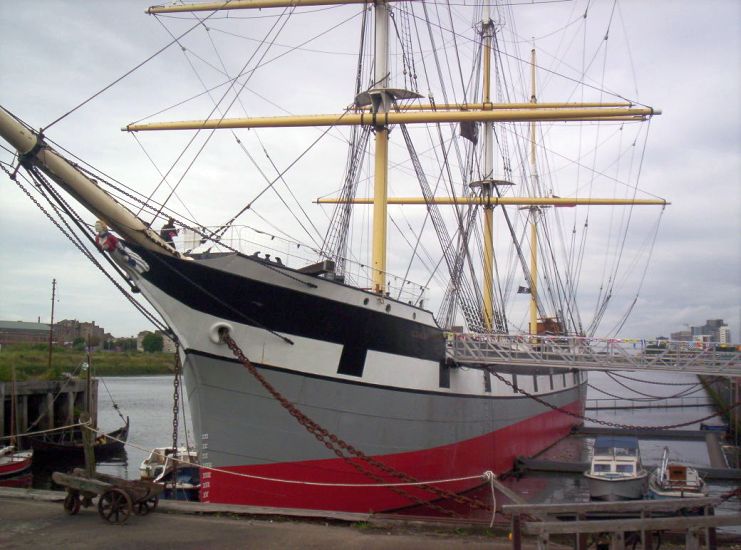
128,245 -> 587,513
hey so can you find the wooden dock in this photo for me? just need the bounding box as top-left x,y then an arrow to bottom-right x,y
0,378 -> 97,439
503,497 -> 741,550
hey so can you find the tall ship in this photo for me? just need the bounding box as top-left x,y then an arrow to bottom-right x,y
0,1 -> 666,513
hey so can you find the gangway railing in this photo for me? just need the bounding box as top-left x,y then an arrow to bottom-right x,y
448,334 -> 741,377
586,396 -> 716,410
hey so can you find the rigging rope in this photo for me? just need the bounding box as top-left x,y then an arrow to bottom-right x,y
2,162 -> 168,332
43,10 -> 223,132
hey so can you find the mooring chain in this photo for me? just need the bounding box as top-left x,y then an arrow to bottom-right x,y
610,370 -> 714,387
171,350 -> 181,494
222,333 -> 492,515
719,486 -> 741,503
486,368 -> 741,431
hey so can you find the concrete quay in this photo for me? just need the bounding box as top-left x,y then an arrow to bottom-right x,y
0,488 -> 549,550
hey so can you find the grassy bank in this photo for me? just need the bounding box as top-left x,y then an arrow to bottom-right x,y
0,344 -> 175,381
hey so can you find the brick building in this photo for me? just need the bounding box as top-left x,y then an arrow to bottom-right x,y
55,319 -> 106,346
0,321 -> 50,345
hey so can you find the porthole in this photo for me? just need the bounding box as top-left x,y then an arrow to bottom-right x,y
385,304 -> 391,313
412,312 -> 416,320
363,298 -> 369,305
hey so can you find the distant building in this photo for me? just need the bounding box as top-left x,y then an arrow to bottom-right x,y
691,319 -> 730,344
670,330 -> 691,342
719,326 -> 731,345
0,320 -> 50,345
55,319 -> 106,346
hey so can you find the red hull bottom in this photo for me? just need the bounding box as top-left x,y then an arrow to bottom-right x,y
202,399 -> 583,512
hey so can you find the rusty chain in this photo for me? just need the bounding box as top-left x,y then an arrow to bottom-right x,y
222,332 -> 492,516
486,368 -> 741,431
171,350 -> 181,495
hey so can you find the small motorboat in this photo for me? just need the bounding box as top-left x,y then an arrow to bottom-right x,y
0,445 -> 33,478
584,436 -> 648,501
140,447 -> 200,501
648,447 -> 708,499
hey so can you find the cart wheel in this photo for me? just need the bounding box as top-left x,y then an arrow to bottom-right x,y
98,488 -> 133,524
64,491 -> 81,515
134,495 -> 159,516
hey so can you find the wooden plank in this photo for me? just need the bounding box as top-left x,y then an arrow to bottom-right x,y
51,472 -> 110,494
521,514 -> 741,535
503,496 -> 720,515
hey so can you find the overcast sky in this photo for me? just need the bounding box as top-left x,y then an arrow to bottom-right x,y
0,1 -> 739,341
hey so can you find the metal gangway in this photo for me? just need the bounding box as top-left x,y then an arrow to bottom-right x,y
449,334 -> 741,376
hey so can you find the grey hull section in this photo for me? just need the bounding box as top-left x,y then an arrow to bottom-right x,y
184,351 -> 585,469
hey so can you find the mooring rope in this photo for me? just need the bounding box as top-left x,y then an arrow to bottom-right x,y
483,470 -> 497,527
87,426 -> 494,489
0,421 -> 88,442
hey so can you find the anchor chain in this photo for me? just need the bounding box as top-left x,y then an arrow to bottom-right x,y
221,332 -> 492,516
171,350 -> 181,495
486,368 -> 741,431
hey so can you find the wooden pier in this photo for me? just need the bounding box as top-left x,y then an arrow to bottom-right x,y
503,497 -> 740,550
0,378 -> 97,439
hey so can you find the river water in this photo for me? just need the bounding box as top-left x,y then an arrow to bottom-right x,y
13,371 -> 740,524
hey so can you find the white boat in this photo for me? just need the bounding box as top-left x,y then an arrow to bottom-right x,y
584,436 -> 648,501
647,447 -> 708,499
0,1 -> 667,513
140,447 -> 201,501
140,447 -> 199,481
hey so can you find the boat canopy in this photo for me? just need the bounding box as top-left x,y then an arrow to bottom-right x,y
593,436 -> 640,456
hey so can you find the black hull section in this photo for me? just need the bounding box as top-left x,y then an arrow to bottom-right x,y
129,244 -> 446,364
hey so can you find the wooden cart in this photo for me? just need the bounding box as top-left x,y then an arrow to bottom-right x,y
52,468 -> 164,524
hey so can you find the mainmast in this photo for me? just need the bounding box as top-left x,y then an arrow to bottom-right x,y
371,0 -> 390,294
481,2 -> 496,331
